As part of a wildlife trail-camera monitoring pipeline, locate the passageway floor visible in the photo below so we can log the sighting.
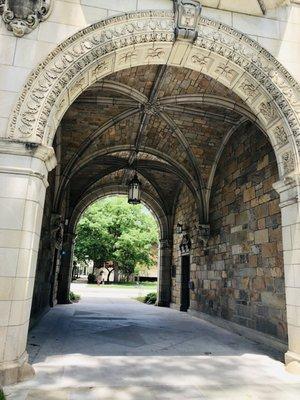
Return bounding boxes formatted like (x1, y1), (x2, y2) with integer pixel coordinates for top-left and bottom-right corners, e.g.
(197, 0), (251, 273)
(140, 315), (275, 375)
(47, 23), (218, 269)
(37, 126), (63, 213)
(4, 282), (300, 400)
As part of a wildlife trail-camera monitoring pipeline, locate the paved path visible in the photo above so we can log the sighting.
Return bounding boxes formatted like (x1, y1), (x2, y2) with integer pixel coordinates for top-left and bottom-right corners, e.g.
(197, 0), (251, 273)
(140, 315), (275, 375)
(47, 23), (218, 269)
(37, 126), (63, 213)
(4, 282), (300, 399)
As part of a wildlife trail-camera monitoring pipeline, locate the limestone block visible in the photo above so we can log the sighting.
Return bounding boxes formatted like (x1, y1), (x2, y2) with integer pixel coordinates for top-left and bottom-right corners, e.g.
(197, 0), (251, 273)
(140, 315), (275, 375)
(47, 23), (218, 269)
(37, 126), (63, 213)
(0, 35), (16, 65)
(81, 0), (137, 12)
(137, 0), (172, 10)
(0, 117), (7, 138)
(201, 7), (232, 25)
(232, 13), (280, 39)
(0, 91), (17, 119)
(14, 39), (56, 69)
(48, 1), (108, 26)
(11, 277), (34, 302)
(0, 65), (30, 92)
(0, 198), (25, 230)
(0, 277), (14, 301)
(286, 287), (300, 307)
(288, 325), (300, 353)
(0, 302), (10, 327)
(0, 248), (18, 277)
(38, 21), (79, 44)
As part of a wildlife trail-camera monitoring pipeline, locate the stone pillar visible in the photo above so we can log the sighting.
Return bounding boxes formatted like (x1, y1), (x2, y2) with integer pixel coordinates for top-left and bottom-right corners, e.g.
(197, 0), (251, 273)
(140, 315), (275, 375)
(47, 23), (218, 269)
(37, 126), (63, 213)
(57, 232), (76, 304)
(0, 141), (56, 385)
(274, 178), (300, 374)
(157, 238), (172, 307)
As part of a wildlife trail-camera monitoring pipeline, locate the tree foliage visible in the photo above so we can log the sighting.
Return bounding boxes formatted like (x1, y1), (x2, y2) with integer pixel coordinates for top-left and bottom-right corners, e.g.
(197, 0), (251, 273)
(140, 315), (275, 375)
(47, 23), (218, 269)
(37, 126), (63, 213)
(74, 196), (158, 279)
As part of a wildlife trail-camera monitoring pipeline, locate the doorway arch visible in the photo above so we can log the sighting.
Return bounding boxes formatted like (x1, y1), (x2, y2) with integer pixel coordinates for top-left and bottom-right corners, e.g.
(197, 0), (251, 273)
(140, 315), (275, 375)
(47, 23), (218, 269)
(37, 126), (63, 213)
(1, 9), (300, 384)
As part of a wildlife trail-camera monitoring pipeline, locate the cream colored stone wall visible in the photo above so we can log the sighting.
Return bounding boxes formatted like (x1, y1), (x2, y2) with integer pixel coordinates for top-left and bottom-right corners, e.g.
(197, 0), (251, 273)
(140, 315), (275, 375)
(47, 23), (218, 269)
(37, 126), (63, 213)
(0, 1), (300, 139)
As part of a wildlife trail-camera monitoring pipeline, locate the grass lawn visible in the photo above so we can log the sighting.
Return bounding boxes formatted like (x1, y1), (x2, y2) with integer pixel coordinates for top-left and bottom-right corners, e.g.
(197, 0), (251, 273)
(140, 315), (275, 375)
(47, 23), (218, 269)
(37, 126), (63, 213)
(90, 282), (157, 290)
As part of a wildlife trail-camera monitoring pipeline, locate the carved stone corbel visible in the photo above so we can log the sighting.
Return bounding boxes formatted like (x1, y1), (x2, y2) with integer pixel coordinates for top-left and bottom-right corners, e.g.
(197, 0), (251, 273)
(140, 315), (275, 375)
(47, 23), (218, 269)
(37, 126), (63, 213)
(197, 224), (210, 247)
(174, 0), (202, 43)
(0, 0), (52, 37)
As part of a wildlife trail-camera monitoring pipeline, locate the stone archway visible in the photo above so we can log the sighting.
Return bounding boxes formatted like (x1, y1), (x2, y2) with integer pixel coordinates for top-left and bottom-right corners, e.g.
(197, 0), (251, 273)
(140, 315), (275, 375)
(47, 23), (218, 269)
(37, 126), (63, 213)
(57, 184), (171, 309)
(6, 11), (300, 178)
(1, 8), (300, 384)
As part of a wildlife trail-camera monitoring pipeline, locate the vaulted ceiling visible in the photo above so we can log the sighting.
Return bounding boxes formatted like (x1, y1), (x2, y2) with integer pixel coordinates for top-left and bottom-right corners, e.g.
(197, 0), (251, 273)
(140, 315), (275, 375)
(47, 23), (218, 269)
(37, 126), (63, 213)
(57, 64), (259, 222)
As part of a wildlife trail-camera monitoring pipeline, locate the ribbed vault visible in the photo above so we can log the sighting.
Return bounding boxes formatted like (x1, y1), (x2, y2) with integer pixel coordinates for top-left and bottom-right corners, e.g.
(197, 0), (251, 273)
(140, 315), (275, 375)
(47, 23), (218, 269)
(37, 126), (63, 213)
(57, 64), (266, 223)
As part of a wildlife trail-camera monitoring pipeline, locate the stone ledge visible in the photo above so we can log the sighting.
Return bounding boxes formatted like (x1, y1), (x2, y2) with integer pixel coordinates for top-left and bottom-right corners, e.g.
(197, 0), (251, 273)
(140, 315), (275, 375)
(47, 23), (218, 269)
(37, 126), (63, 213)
(187, 309), (288, 354)
(0, 352), (35, 386)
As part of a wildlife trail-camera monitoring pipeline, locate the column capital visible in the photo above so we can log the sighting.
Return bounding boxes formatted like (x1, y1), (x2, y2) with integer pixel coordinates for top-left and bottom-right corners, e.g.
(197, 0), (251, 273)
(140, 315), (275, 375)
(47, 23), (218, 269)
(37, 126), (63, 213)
(0, 139), (57, 171)
(273, 175), (300, 208)
(0, 139), (57, 188)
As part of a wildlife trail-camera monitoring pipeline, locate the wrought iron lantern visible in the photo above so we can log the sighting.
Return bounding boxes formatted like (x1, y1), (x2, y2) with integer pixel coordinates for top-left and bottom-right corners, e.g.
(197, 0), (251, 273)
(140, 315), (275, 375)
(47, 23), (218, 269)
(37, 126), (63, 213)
(176, 223), (183, 234)
(128, 173), (141, 205)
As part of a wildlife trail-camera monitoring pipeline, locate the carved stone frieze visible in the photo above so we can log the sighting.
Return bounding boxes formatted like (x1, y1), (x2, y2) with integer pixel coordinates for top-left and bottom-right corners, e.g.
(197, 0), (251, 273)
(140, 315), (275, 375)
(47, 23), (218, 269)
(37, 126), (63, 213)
(238, 80), (260, 100)
(0, 0), (52, 37)
(5, 10), (300, 178)
(282, 151), (295, 175)
(274, 126), (288, 147)
(259, 101), (278, 124)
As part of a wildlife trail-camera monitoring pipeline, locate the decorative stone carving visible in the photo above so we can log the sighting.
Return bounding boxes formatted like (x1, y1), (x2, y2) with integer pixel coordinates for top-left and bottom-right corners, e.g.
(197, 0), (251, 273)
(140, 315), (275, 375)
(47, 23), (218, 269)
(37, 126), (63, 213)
(274, 126), (288, 147)
(259, 101), (278, 124)
(238, 81), (260, 100)
(5, 10), (300, 178)
(0, 0), (52, 37)
(174, 0), (202, 42)
(146, 47), (165, 61)
(282, 151), (295, 175)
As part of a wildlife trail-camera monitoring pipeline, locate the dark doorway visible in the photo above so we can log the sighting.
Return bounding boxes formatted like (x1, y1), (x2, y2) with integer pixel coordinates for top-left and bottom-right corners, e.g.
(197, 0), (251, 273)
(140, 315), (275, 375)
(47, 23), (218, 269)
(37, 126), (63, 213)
(180, 255), (190, 312)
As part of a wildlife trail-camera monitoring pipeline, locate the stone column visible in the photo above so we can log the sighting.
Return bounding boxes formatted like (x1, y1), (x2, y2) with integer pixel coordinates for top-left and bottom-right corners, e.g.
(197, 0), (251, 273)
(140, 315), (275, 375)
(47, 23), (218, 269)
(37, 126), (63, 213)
(57, 232), (76, 304)
(274, 178), (300, 374)
(157, 238), (172, 307)
(0, 141), (56, 385)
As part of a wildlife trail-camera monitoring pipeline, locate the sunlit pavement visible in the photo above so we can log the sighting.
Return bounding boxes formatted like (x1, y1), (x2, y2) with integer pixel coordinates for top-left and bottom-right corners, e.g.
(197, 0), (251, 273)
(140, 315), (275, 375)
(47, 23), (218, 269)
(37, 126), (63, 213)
(4, 282), (300, 400)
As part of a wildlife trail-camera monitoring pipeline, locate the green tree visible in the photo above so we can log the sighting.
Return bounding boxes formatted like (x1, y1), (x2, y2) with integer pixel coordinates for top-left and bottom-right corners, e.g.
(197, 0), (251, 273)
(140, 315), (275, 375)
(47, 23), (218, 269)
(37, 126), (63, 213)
(74, 196), (158, 281)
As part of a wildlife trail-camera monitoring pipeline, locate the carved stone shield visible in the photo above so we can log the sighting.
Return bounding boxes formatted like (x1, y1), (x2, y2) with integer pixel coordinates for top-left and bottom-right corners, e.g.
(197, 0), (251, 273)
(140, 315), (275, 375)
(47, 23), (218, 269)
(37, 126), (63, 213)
(0, 0), (52, 37)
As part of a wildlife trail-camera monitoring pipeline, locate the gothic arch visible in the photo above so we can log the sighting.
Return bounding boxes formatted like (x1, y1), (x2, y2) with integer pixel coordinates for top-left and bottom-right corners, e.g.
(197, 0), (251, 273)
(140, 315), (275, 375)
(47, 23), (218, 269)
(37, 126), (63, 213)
(68, 184), (170, 239)
(6, 10), (300, 180)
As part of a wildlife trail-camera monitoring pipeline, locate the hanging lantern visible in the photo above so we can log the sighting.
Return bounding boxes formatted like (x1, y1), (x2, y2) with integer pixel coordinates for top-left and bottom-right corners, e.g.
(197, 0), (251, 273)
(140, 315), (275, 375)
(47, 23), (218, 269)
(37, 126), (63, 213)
(128, 173), (141, 205)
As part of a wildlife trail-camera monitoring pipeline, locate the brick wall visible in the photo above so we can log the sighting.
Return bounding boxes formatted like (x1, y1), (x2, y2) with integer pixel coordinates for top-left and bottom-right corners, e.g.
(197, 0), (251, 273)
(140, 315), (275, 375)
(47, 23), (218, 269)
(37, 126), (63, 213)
(171, 126), (287, 341)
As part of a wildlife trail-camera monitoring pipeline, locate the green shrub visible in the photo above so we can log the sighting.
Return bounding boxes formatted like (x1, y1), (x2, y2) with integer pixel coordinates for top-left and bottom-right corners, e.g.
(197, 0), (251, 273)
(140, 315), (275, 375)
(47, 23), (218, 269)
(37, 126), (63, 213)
(69, 291), (81, 302)
(144, 292), (157, 304)
(87, 273), (96, 284)
(0, 389), (6, 400)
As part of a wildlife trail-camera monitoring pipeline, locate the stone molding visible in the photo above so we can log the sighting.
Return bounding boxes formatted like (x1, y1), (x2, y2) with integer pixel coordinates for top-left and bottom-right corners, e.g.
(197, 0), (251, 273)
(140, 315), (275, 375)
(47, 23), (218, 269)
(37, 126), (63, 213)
(68, 184), (170, 239)
(273, 176), (300, 207)
(0, 140), (56, 187)
(0, 0), (52, 37)
(4, 10), (300, 179)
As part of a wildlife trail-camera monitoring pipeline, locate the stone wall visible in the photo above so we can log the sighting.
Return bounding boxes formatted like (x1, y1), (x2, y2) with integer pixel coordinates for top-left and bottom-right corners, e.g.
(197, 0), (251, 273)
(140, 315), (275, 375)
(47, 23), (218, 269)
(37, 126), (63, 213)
(171, 125), (287, 341)
(30, 170), (57, 325)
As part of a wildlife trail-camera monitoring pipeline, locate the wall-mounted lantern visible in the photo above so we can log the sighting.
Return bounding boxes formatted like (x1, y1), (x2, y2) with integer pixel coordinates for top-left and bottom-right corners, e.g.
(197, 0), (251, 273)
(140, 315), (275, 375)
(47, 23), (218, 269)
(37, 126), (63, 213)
(176, 223), (189, 234)
(176, 223), (183, 234)
(128, 173), (141, 205)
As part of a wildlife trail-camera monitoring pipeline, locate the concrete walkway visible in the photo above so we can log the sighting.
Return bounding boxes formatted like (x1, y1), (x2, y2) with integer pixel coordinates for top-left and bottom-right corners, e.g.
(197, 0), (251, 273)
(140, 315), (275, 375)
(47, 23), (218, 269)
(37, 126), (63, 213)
(4, 282), (300, 400)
